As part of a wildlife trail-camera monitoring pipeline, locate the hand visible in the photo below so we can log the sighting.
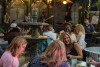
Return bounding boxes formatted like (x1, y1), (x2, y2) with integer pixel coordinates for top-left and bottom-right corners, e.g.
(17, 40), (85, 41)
(88, 60), (96, 65)
(67, 55), (73, 59)
(59, 30), (64, 35)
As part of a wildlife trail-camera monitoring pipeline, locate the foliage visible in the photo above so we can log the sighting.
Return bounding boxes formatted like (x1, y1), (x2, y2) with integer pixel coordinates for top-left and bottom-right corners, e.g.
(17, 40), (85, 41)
(95, 0), (100, 10)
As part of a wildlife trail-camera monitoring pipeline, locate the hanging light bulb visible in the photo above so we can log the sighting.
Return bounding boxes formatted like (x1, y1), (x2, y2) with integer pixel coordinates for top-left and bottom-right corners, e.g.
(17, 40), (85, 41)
(63, 0), (67, 4)
(47, 0), (52, 4)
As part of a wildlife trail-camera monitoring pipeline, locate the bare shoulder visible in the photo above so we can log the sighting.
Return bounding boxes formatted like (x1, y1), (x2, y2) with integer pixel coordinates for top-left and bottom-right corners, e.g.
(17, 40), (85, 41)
(74, 42), (80, 48)
(79, 32), (83, 36)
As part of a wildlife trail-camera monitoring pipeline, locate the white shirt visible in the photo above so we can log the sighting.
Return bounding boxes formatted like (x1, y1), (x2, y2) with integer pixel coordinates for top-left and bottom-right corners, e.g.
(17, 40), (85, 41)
(43, 31), (57, 40)
(78, 35), (87, 49)
(70, 33), (77, 43)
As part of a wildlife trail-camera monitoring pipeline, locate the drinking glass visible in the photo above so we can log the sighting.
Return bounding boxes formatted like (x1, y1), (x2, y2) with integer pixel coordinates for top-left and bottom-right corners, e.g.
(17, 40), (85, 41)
(86, 57), (92, 67)
(71, 59), (77, 67)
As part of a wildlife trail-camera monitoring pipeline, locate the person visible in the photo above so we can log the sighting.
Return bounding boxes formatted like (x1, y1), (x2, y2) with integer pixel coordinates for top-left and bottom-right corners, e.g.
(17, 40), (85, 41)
(65, 25), (77, 43)
(59, 32), (83, 59)
(39, 11), (47, 22)
(38, 25), (44, 35)
(91, 13), (99, 26)
(59, 25), (77, 43)
(83, 18), (95, 33)
(8, 22), (20, 33)
(43, 25), (57, 41)
(74, 24), (87, 49)
(88, 60), (100, 67)
(28, 40), (70, 67)
(91, 12), (99, 28)
(64, 12), (72, 24)
(4, 23), (23, 44)
(0, 36), (27, 67)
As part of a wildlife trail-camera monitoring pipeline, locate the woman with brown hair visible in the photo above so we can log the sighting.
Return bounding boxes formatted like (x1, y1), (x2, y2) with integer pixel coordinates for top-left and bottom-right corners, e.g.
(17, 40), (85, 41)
(28, 40), (70, 67)
(59, 32), (83, 59)
(0, 36), (27, 67)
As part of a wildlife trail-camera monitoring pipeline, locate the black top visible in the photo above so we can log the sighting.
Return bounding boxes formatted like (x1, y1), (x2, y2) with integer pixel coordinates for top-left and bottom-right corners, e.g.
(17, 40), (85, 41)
(68, 44), (78, 56)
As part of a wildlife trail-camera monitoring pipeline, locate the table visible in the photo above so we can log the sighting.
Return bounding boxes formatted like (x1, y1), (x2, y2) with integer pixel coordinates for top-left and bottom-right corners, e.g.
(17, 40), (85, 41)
(84, 47), (100, 62)
(76, 61), (95, 67)
(85, 32), (100, 40)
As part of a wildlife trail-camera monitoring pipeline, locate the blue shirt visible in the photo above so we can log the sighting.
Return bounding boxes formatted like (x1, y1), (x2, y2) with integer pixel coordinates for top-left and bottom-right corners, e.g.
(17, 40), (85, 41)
(83, 23), (94, 33)
(28, 55), (70, 67)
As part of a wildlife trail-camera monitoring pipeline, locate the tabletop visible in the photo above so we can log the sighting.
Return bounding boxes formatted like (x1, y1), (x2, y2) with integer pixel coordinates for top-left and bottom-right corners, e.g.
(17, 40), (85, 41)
(84, 47), (100, 61)
(84, 47), (100, 54)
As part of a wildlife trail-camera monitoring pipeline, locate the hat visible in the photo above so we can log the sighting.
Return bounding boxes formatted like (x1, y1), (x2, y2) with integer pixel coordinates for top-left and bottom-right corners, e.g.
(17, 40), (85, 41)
(10, 23), (17, 28)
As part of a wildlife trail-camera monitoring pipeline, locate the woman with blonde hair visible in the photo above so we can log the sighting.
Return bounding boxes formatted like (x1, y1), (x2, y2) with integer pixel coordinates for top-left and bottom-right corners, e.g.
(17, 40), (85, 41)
(59, 32), (83, 59)
(28, 40), (70, 67)
(59, 25), (77, 43)
(74, 24), (87, 49)
(0, 36), (27, 67)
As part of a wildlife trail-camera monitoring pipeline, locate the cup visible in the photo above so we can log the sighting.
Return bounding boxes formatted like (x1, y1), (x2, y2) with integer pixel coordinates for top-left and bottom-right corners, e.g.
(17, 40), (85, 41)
(71, 59), (77, 67)
(86, 57), (91, 67)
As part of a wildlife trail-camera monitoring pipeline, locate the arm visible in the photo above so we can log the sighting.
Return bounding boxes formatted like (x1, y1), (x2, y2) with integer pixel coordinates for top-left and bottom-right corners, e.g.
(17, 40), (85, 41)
(95, 62), (100, 67)
(0, 59), (3, 67)
(70, 43), (83, 59)
(88, 60), (100, 67)
(77, 34), (86, 49)
(90, 24), (95, 32)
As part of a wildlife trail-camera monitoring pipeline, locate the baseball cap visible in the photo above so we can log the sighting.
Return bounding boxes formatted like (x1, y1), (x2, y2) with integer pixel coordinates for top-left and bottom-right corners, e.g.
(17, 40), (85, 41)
(10, 23), (17, 28)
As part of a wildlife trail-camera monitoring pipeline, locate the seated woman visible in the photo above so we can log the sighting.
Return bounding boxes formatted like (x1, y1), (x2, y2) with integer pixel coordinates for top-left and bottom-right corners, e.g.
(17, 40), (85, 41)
(58, 24), (77, 43)
(59, 32), (83, 60)
(74, 24), (87, 49)
(28, 40), (70, 67)
(0, 36), (27, 67)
